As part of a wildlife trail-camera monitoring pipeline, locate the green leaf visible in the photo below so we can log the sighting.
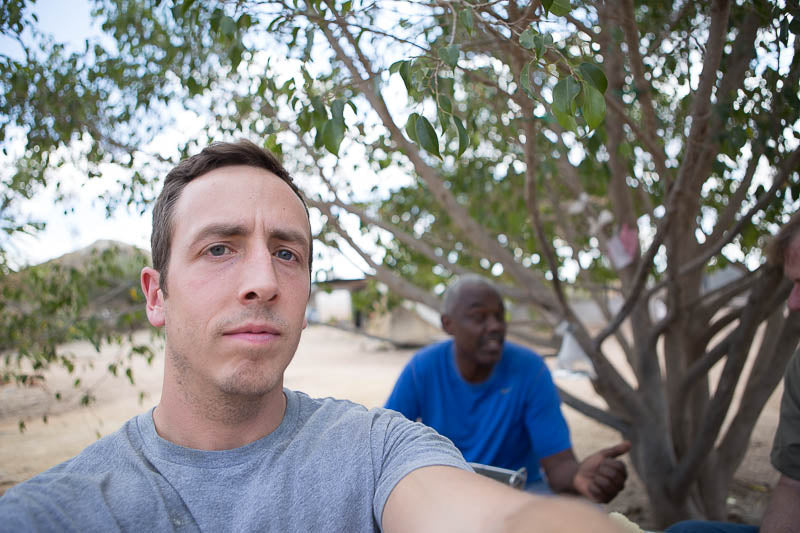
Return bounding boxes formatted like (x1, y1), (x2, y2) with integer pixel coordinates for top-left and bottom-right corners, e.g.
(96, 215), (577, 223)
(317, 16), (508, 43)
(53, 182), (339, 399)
(399, 61), (413, 93)
(186, 77), (201, 96)
(520, 27), (537, 49)
(314, 126), (325, 149)
(533, 35), (545, 58)
(331, 99), (346, 121)
(210, 9), (224, 32)
(438, 110), (450, 133)
(438, 94), (452, 115)
(520, 61), (535, 99)
(579, 62), (608, 93)
(552, 75), (580, 115)
(405, 113), (420, 142)
(415, 116), (441, 159)
(297, 111), (312, 133)
(310, 96), (327, 124)
(437, 76), (455, 97)
(438, 45), (459, 68)
(322, 117), (346, 155)
(266, 16), (285, 32)
(219, 15), (236, 37)
(553, 109), (578, 132)
(580, 84), (606, 130)
(458, 10), (474, 34)
(389, 60), (406, 74)
(179, 0), (196, 15)
(541, 0), (554, 13)
(454, 116), (468, 157)
(228, 41), (245, 70)
(237, 14), (252, 29)
(549, 0), (571, 17)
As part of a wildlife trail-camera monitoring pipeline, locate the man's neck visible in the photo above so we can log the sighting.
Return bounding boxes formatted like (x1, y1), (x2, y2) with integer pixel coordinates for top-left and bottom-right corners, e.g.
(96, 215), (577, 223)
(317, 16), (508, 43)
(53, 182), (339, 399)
(153, 370), (287, 450)
(454, 355), (495, 384)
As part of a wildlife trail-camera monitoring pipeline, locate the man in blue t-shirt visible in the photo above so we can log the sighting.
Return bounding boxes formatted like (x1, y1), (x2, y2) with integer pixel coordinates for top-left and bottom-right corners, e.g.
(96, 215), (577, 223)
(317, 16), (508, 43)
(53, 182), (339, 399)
(386, 275), (631, 502)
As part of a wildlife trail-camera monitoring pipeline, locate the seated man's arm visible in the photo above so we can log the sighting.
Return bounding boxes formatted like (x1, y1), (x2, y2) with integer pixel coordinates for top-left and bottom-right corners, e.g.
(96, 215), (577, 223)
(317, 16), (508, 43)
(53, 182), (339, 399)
(382, 465), (623, 533)
(539, 442), (631, 503)
(761, 474), (800, 533)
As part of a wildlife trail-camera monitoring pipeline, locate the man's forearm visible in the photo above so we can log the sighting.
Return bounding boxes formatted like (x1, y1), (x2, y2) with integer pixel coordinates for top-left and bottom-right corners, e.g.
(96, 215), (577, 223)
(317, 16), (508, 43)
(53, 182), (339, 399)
(383, 465), (623, 533)
(761, 474), (800, 533)
(539, 449), (581, 494)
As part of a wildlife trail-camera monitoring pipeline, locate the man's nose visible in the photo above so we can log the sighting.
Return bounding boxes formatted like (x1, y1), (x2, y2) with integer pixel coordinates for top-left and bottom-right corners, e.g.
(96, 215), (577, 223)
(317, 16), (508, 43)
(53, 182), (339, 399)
(239, 247), (279, 303)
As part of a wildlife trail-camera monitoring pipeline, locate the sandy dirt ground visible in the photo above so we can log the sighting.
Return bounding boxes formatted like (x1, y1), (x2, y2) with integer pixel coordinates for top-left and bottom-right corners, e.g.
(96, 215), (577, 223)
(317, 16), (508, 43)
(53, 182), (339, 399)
(0, 325), (781, 528)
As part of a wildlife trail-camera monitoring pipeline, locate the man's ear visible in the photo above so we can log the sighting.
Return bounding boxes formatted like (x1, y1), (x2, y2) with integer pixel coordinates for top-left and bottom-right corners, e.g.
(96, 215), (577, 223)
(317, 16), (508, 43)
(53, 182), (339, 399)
(141, 267), (165, 327)
(441, 314), (454, 335)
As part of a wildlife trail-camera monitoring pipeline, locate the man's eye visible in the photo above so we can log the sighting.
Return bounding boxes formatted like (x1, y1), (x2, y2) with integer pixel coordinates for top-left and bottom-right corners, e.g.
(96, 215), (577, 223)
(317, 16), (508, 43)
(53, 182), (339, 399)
(208, 245), (228, 256)
(276, 249), (296, 261)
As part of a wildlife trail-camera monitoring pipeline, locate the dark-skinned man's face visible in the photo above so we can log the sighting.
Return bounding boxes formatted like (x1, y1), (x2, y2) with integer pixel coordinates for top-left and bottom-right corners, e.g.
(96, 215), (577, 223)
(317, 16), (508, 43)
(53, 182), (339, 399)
(442, 283), (507, 368)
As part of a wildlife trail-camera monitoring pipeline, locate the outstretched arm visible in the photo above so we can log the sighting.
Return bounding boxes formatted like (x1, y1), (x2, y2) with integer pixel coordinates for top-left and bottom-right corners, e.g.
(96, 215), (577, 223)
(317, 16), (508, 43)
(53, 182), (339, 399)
(382, 465), (623, 533)
(540, 441), (631, 503)
(761, 474), (800, 533)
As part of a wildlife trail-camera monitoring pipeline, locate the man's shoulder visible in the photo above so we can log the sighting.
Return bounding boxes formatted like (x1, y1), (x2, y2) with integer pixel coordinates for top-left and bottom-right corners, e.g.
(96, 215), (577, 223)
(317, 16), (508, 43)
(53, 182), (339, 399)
(36, 415), (142, 476)
(288, 389), (408, 430)
(0, 414), (150, 531)
(412, 339), (452, 363)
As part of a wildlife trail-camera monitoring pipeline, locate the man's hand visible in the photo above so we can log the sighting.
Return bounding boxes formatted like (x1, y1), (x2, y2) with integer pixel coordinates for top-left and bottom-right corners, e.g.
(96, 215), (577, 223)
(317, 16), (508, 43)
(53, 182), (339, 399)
(572, 441), (631, 503)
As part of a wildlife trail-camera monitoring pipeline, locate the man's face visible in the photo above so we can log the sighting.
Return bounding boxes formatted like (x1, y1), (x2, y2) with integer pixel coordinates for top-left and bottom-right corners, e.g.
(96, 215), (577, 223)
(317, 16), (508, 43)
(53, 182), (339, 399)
(785, 235), (800, 312)
(442, 283), (507, 368)
(141, 165), (311, 398)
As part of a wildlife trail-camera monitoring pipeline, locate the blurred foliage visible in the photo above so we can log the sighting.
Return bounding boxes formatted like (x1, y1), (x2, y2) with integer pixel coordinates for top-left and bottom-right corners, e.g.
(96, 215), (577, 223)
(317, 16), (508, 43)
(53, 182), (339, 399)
(0, 242), (153, 404)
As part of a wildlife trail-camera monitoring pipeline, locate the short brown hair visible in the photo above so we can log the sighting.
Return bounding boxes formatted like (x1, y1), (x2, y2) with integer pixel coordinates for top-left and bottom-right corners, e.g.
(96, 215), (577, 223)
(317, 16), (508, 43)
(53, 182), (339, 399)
(151, 140), (312, 295)
(766, 211), (800, 266)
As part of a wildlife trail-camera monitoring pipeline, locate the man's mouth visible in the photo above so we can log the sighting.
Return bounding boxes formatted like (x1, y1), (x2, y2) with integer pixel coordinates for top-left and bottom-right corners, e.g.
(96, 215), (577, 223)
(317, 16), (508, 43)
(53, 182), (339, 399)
(223, 323), (281, 343)
(481, 336), (504, 351)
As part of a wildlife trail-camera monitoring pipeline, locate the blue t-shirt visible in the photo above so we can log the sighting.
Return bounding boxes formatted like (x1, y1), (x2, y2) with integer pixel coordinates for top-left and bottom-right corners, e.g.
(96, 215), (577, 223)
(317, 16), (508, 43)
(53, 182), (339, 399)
(385, 340), (570, 485)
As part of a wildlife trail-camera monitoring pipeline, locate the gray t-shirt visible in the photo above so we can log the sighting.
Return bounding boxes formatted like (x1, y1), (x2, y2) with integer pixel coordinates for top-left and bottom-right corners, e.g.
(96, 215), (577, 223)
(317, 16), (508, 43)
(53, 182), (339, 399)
(0, 389), (469, 532)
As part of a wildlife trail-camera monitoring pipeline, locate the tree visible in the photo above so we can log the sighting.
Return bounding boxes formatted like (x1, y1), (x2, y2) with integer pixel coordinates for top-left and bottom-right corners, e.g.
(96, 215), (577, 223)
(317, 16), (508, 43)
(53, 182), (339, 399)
(2, 0), (799, 525)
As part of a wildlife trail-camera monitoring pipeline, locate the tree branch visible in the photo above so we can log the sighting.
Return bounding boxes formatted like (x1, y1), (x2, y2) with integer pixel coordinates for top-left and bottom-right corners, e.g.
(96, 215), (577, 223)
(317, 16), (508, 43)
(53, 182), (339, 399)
(557, 386), (632, 435)
(672, 0), (732, 197)
(522, 119), (572, 319)
(669, 264), (786, 494)
(716, 308), (800, 481)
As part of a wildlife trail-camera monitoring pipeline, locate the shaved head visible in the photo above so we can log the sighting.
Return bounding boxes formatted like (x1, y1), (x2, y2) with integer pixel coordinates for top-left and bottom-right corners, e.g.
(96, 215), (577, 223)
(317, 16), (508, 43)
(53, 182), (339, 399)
(441, 275), (499, 316)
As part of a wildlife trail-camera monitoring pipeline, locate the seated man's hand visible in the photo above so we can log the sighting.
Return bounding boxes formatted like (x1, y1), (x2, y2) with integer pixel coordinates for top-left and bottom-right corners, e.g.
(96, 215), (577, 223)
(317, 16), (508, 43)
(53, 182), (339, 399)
(572, 441), (631, 503)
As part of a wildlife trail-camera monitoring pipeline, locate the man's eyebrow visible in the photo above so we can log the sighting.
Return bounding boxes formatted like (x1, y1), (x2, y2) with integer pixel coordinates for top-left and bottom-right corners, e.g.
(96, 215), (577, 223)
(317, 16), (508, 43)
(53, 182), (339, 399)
(271, 228), (311, 252)
(188, 223), (310, 253)
(189, 223), (250, 246)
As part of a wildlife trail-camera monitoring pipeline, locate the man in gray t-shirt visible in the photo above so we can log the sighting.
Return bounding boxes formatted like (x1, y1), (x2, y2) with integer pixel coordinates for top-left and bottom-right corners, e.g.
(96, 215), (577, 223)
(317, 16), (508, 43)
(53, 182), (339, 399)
(0, 141), (621, 533)
(1, 390), (465, 531)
